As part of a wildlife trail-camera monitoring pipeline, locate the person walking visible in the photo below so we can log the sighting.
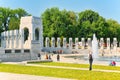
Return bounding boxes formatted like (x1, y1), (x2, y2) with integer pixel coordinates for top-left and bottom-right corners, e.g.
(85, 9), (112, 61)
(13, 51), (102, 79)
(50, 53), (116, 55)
(45, 54), (48, 60)
(38, 53), (41, 60)
(57, 54), (60, 61)
(48, 55), (51, 60)
(89, 51), (93, 71)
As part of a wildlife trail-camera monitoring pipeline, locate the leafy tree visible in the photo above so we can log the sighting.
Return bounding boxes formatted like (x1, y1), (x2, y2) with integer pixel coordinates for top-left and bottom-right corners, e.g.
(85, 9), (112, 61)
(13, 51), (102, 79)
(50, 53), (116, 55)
(0, 7), (11, 31)
(42, 7), (77, 39)
(9, 17), (19, 30)
(106, 19), (120, 41)
(9, 8), (30, 30)
(0, 7), (30, 31)
(77, 10), (107, 40)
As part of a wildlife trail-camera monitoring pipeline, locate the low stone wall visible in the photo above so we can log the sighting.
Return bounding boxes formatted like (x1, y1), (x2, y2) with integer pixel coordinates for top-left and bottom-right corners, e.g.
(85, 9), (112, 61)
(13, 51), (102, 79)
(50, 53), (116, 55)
(0, 53), (37, 62)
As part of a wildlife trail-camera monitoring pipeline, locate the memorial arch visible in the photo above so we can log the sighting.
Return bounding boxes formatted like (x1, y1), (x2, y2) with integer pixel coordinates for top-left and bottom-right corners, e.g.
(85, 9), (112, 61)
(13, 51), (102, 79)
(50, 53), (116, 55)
(0, 16), (43, 61)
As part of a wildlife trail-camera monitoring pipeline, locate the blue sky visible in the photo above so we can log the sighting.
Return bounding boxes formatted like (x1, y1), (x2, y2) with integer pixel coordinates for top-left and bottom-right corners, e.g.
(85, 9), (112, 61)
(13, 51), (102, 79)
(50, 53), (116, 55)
(0, 0), (120, 23)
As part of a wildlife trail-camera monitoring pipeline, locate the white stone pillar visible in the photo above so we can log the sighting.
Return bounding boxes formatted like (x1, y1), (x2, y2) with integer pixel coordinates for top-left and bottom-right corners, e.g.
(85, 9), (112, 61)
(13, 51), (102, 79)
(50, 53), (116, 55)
(15, 30), (19, 48)
(46, 37), (49, 47)
(4, 31), (7, 48)
(1, 32), (4, 47)
(51, 37), (55, 47)
(113, 38), (117, 55)
(21, 29), (24, 53)
(100, 38), (104, 49)
(11, 30), (15, 53)
(107, 38), (110, 49)
(14, 30), (16, 48)
(5, 31), (8, 48)
(113, 38), (117, 46)
(9, 31), (12, 49)
(3, 32), (5, 48)
(18, 30), (21, 49)
(57, 37), (61, 48)
(75, 38), (78, 49)
(81, 38), (85, 49)
(88, 38), (92, 49)
(7, 31), (10, 48)
(12, 30), (14, 48)
(6, 31), (8, 48)
(63, 38), (66, 48)
(69, 38), (72, 49)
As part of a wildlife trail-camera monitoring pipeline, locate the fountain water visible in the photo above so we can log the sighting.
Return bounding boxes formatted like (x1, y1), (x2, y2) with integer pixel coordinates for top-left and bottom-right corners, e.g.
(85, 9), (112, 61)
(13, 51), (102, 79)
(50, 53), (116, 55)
(92, 34), (99, 58)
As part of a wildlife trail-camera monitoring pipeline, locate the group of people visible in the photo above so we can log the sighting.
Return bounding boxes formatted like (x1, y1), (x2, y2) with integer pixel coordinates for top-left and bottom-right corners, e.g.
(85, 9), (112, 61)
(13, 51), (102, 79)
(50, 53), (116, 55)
(37, 53), (60, 61)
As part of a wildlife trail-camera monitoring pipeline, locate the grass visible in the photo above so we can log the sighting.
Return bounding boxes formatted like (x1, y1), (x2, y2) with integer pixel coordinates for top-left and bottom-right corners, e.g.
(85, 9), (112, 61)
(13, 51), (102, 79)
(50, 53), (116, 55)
(29, 62), (120, 71)
(0, 63), (120, 80)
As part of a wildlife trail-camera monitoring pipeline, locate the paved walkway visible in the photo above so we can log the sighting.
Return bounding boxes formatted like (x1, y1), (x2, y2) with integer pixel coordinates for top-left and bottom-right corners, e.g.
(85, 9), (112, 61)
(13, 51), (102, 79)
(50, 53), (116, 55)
(0, 72), (71, 80)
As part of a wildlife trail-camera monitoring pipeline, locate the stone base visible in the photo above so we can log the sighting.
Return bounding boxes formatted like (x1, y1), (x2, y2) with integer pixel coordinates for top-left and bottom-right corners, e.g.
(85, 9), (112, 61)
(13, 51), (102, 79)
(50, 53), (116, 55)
(0, 53), (36, 62)
(0, 47), (5, 54)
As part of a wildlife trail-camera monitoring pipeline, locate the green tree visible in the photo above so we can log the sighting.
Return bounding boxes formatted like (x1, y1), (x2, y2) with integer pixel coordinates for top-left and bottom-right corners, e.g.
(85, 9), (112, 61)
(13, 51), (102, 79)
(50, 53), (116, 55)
(42, 7), (77, 39)
(106, 19), (120, 41)
(9, 8), (30, 30)
(78, 10), (107, 39)
(0, 7), (30, 31)
(9, 17), (19, 30)
(42, 7), (120, 42)
(0, 7), (11, 31)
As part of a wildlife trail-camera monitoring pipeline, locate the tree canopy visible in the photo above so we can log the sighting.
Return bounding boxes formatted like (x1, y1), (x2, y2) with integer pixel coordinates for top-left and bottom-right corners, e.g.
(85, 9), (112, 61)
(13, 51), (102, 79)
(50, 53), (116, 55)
(0, 7), (30, 32)
(42, 7), (120, 42)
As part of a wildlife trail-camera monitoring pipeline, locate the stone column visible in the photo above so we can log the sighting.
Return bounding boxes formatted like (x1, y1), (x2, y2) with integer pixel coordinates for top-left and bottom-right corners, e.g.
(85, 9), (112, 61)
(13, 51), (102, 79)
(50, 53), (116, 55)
(81, 38), (85, 49)
(100, 38), (104, 49)
(15, 30), (19, 48)
(18, 30), (22, 49)
(107, 38), (110, 49)
(51, 37), (55, 47)
(1, 32), (4, 47)
(21, 29), (24, 53)
(9, 31), (12, 49)
(13, 30), (16, 49)
(4, 31), (7, 48)
(7, 31), (10, 48)
(113, 38), (117, 55)
(69, 38), (72, 49)
(63, 38), (66, 48)
(6, 31), (8, 48)
(88, 38), (92, 49)
(46, 37), (49, 47)
(14, 30), (16, 48)
(75, 38), (78, 49)
(57, 37), (61, 48)
(113, 38), (117, 46)
(11, 30), (15, 53)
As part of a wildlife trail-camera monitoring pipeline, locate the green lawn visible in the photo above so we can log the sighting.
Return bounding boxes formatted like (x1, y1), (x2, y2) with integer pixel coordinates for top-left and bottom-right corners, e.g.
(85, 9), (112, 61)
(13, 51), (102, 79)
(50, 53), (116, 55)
(0, 63), (120, 80)
(29, 62), (120, 71)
